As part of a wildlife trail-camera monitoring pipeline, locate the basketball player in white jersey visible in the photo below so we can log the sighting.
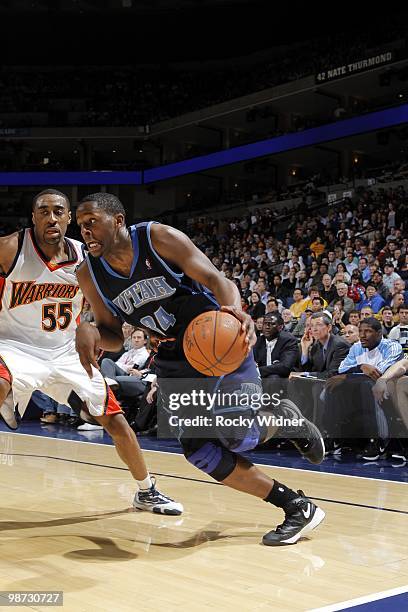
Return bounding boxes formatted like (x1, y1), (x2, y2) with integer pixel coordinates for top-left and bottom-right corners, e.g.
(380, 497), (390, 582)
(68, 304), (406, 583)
(0, 189), (182, 515)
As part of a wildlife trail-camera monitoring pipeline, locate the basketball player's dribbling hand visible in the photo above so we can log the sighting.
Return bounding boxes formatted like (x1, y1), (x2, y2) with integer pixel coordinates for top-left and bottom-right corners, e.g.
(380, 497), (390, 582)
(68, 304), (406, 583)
(75, 322), (101, 377)
(220, 305), (256, 354)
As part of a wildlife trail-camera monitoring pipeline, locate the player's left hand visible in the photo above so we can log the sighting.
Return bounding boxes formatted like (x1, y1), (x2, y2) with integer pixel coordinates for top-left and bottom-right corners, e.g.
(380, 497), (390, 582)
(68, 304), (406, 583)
(221, 305), (256, 354)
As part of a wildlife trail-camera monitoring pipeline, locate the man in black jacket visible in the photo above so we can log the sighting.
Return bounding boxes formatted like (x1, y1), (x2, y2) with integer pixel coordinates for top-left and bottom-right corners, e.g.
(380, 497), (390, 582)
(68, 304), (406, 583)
(296, 312), (350, 378)
(288, 312), (350, 421)
(254, 312), (299, 378)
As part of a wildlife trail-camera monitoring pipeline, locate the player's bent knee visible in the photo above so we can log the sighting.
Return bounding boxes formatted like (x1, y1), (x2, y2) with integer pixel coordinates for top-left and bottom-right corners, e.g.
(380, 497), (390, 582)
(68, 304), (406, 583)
(97, 413), (133, 440)
(185, 442), (237, 481)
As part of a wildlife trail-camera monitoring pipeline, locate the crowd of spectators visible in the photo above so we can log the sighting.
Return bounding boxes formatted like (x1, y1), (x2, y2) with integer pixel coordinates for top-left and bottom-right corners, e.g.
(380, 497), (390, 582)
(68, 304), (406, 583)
(181, 183), (408, 464)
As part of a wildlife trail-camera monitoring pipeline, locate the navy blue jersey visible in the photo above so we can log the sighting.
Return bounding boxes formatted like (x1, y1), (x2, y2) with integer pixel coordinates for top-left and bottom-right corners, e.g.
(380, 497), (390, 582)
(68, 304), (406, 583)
(85, 221), (219, 345)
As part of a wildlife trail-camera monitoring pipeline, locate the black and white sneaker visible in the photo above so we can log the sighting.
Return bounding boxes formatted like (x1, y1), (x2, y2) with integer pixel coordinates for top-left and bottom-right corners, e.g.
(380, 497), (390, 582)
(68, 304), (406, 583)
(0, 396), (20, 431)
(360, 439), (387, 461)
(275, 399), (325, 464)
(263, 490), (325, 546)
(133, 478), (183, 515)
(324, 439), (342, 456)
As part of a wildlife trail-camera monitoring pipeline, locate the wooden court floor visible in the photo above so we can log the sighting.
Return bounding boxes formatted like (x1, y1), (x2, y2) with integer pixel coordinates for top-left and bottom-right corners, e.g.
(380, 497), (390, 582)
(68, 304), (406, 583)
(0, 432), (407, 612)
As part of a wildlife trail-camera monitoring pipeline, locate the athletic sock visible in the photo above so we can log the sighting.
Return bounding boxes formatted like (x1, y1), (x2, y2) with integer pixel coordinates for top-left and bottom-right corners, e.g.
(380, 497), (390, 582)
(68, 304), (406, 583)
(263, 480), (299, 509)
(136, 475), (153, 491)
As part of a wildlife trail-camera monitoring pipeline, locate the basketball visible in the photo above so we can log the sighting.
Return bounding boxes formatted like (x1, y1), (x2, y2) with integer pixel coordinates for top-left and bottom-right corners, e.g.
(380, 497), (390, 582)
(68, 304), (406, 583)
(183, 310), (247, 376)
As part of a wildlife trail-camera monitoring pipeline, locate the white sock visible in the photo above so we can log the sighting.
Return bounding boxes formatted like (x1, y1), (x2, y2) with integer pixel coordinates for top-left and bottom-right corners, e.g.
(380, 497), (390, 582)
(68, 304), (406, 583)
(136, 475), (153, 491)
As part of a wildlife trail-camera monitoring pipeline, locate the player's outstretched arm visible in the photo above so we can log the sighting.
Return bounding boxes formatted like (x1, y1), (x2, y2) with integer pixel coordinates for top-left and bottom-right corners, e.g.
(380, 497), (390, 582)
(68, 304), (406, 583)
(150, 223), (256, 349)
(75, 261), (124, 377)
(0, 232), (20, 275)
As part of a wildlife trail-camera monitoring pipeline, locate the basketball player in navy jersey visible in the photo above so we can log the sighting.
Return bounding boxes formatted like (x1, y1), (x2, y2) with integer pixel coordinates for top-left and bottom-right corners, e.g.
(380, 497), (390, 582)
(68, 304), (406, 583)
(0, 189), (182, 515)
(75, 192), (326, 546)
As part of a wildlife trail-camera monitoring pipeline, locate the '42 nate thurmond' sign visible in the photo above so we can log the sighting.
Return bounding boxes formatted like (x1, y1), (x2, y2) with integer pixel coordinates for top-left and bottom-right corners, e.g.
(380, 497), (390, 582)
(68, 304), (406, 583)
(315, 51), (393, 83)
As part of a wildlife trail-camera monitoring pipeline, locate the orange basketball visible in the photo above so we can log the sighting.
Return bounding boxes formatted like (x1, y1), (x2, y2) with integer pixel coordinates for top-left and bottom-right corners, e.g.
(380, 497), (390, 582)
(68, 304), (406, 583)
(183, 310), (247, 376)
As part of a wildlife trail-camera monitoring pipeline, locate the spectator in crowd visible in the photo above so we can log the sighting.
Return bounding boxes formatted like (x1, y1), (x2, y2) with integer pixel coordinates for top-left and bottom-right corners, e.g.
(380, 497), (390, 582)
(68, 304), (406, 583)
(348, 272), (366, 304)
(301, 286), (327, 312)
(372, 271), (390, 302)
(358, 257), (371, 283)
(255, 316), (265, 337)
(100, 329), (150, 399)
(331, 299), (348, 333)
(248, 291), (265, 319)
(358, 283), (386, 314)
(390, 292), (405, 318)
(253, 313), (299, 378)
(292, 306), (313, 338)
(391, 278), (408, 304)
(348, 309), (361, 326)
(329, 283), (354, 314)
(383, 262), (402, 293)
(325, 317), (403, 460)
(281, 308), (297, 333)
(295, 312), (350, 380)
(320, 273), (336, 304)
(380, 306), (395, 337)
(342, 324), (360, 345)
(360, 305), (375, 319)
(388, 304), (408, 356)
(265, 297), (281, 314)
(289, 288), (305, 318)
(289, 312), (349, 424)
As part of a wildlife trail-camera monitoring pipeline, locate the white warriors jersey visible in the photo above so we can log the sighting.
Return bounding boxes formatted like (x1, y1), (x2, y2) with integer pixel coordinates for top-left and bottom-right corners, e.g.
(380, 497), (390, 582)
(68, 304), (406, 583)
(0, 228), (84, 360)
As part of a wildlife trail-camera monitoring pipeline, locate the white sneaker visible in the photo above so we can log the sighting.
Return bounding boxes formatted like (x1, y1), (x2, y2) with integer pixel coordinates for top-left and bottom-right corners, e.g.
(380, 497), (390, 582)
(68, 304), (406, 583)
(0, 396), (20, 430)
(77, 423), (103, 431)
(133, 477), (183, 515)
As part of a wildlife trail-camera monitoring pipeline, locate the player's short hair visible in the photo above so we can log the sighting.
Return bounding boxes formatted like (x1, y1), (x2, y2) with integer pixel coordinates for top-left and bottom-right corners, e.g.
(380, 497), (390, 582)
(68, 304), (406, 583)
(33, 189), (70, 210)
(360, 317), (382, 332)
(79, 192), (126, 217)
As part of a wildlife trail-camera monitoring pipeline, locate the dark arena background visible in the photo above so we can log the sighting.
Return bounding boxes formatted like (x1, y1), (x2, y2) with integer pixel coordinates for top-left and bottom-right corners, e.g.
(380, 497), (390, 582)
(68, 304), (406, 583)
(0, 2), (408, 611)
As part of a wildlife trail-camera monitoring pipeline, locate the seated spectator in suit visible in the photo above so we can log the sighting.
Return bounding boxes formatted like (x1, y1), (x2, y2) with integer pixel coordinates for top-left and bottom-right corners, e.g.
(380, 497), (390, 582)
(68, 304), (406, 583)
(324, 317), (403, 459)
(358, 283), (386, 314)
(288, 312), (349, 423)
(294, 312), (350, 380)
(253, 312), (299, 378)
